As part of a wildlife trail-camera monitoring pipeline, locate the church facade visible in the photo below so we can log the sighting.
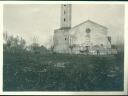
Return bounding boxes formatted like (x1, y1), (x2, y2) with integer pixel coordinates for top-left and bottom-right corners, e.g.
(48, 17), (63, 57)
(53, 4), (112, 55)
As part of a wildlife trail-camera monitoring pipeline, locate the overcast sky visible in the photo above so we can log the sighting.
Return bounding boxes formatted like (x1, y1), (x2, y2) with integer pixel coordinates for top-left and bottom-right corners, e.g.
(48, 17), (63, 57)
(4, 4), (124, 47)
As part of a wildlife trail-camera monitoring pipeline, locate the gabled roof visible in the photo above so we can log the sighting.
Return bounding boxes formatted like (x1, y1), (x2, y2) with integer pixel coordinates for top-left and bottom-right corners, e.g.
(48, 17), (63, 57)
(72, 20), (108, 29)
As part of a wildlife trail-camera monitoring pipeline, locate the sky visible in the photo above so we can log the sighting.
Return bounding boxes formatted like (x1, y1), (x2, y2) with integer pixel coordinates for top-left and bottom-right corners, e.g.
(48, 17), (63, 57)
(4, 4), (124, 48)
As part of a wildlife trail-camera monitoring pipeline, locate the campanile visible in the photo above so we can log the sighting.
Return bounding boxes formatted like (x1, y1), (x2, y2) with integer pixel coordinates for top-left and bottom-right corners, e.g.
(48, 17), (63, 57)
(60, 4), (72, 29)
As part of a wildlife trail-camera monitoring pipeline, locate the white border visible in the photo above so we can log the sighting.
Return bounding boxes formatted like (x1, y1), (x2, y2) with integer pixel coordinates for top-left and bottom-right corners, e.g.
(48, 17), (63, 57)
(0, 2), (3, 95)
(0, 1), (128, 95)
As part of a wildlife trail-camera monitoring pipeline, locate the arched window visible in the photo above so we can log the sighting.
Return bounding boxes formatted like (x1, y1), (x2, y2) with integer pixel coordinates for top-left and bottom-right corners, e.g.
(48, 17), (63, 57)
(65, 38), (66, 40)
(64, 11), (65, 14)
(64, 18), (66, 22)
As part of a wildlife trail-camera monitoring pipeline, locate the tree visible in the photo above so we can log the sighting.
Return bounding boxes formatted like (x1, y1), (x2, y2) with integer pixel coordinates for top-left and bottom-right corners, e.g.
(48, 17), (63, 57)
(3, 32), (26, 53)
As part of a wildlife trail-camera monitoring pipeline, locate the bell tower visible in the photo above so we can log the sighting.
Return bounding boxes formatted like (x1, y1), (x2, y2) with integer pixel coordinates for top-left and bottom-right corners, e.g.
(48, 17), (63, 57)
(60, 4), (72, 29)
(53, 4), (72, 53)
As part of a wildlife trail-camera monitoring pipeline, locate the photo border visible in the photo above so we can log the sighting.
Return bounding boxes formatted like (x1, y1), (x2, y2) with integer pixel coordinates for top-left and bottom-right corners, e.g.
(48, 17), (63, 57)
(0, 1), (128, 95)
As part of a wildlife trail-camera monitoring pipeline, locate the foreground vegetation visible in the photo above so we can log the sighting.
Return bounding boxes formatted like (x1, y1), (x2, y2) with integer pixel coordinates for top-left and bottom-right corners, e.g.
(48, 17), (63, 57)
(3, 51), (124, 91)
(3, 34), (124, 91)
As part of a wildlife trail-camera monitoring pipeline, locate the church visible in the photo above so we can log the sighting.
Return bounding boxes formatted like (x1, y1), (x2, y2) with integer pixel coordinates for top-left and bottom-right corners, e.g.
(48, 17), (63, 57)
(53, 4), (112, 55)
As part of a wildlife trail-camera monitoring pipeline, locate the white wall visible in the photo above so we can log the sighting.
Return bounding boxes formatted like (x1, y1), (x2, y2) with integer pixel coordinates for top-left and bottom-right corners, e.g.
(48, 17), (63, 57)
(69, 20), (111, 48)
(53, 29), (70, 53)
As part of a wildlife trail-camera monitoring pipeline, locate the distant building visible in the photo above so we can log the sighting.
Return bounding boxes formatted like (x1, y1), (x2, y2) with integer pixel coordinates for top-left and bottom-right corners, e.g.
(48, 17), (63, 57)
(53, 4), (113, 55)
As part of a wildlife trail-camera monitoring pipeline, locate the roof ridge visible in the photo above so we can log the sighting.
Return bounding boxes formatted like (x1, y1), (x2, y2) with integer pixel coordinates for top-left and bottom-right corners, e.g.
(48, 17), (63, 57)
(72, 19), (107, 29)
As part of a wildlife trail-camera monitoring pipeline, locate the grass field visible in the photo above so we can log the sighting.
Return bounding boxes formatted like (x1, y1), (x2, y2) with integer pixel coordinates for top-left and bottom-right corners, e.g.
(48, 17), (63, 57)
(3, 51), (124, 91)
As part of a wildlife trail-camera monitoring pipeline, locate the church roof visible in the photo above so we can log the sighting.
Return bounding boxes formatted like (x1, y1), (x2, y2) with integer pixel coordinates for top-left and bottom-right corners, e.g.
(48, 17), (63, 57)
(72, 20), (108, 29)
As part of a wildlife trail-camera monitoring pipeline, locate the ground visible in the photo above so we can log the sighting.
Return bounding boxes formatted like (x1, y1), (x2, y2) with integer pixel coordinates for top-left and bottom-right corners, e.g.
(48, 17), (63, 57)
(3, 51), (124, 91)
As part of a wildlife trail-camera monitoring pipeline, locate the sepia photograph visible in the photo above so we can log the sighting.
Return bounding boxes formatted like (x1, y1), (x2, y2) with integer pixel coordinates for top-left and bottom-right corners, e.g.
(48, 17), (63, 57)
(3, 3), (125, 93)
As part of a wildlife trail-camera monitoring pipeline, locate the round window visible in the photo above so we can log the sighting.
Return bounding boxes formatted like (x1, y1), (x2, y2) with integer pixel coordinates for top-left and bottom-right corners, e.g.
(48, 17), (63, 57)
(86, 28), (91, 33)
